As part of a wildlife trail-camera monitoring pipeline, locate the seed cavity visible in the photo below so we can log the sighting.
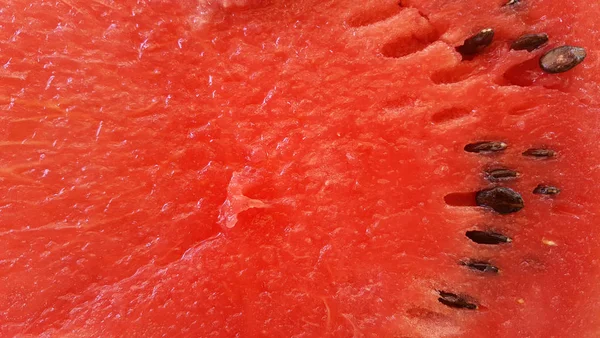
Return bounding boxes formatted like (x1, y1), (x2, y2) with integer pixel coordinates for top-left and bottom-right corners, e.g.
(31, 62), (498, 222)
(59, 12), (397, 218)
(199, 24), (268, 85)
(464, 141), (507, 154)
(533, 184), (560, 195)
(540, 46), (586, 73)
(476, 187), (524, 214)
(485, 168), (519, 182)
(465, 230), (512, 245)
(522, 148), (555, 159)
(437, 291), (477, 310)
(460, 260), (499, 274)
(444, 192), (478, 207)
(456, 28), (494, 57)
(510, 33), (549, 52)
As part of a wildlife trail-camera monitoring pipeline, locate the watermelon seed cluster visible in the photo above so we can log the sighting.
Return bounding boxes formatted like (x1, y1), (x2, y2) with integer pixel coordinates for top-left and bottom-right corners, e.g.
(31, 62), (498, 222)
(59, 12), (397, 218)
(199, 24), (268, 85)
(431, 0), (580, 313)
(454, 14), (585, 74)
(450, 144), (559, 309)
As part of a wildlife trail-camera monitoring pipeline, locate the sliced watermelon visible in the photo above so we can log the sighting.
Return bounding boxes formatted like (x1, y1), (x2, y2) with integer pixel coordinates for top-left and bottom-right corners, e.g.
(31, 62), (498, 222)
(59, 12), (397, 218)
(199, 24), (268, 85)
(2, 0), (600, 336)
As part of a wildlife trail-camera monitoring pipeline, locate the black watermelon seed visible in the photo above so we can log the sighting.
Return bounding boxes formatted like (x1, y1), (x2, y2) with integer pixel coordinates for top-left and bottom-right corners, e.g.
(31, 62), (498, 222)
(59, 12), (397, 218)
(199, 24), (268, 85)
(510, 33), (549, 52)
(438, 291), (477, 310)
(485, 168), (519, 182)
(456, 28), (495, 57)
(476, 187), (524, 214)
(533, 184), (560, 195)
(522, 148), (555, 159)
(461, 260), (499, 274)
(464, 141), (507, 154)
(540, 46), (586, 73)
(465, 230), (512, 245)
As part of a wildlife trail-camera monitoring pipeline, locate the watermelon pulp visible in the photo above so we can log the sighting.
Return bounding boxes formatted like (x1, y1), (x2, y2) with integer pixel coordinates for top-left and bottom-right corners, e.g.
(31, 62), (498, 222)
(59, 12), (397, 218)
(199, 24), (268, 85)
(2, 0), (600, 336)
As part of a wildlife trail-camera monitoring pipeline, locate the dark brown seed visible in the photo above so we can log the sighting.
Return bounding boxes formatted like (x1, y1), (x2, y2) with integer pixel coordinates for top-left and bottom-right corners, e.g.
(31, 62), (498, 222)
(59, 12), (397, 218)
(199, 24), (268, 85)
(438, 291), (477, 310)
(522, 148), (555, 159)
(510, 33), (549, 52)
(461, 260), (499, 274)
(540, 46), (586, 73)
(476, 187), (524, 214)
(465, 230), (512, 245)
(533, 184), (560, 195)
(464, 141), (507, 154)
(456, 28), (495, 56)
(485, 168), (519, 182)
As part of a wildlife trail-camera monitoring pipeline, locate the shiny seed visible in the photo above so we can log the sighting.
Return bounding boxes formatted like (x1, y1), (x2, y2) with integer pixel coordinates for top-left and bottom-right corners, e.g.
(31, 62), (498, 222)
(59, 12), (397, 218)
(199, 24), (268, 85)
(461, 260), (499, 274)
(465, 230), (512, 245)
(464, 141), (507, 154)
(533, 184), (560, 195)
(457, 28), (495, 56)
(485, 168), (519, 182)
(510, 33), (549, 52)
(476, 187), (524, 214)
(540, 46), (586, 73)
(504, 0), (520, 6)
(438, 291), (477, 310)
(522, 148), (555, 158)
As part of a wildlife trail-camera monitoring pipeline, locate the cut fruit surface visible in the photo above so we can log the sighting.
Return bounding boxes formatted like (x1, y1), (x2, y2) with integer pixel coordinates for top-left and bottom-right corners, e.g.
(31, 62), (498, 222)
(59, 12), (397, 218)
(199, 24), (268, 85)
(2, 0), (600, 337)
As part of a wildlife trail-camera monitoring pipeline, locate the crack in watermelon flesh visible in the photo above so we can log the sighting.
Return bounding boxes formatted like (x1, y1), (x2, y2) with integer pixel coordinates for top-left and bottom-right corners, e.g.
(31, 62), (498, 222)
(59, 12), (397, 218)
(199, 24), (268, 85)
(1, 0), (600, 337)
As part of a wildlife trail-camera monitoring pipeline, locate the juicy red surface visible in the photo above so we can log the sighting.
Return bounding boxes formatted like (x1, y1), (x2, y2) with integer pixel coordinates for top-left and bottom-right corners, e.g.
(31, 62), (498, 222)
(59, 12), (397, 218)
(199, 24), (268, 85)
(1, 0), (600, 337)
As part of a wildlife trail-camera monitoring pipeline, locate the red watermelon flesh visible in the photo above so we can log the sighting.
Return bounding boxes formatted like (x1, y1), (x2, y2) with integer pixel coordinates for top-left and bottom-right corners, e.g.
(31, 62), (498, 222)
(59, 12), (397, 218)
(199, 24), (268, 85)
(2, 0), (600, 336)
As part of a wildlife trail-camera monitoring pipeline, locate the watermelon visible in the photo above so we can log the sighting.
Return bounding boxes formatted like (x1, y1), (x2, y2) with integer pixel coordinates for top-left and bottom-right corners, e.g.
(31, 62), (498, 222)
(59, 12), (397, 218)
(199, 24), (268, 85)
(2, 0), (600, 336)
